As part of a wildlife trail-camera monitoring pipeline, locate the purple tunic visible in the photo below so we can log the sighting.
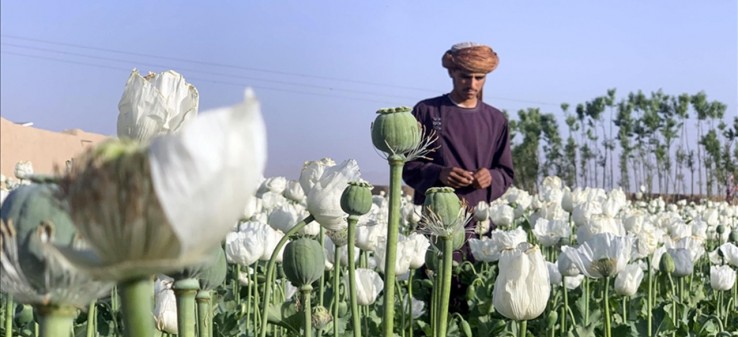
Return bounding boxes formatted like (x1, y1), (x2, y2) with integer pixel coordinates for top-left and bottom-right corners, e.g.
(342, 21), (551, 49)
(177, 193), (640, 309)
(403, 94), (514, 208)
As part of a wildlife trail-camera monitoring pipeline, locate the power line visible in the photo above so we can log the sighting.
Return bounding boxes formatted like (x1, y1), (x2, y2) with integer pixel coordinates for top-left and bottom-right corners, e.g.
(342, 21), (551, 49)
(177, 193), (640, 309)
(1, 34), (562, 107)
(0, 50), (403, 105)
(1, 42), (424, 101)
(2, 34), (434, 92)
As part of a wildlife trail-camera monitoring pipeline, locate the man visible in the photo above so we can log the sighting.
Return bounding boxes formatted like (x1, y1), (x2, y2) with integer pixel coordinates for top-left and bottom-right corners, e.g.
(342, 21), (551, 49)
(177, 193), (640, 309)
(403, 42), (514, 215)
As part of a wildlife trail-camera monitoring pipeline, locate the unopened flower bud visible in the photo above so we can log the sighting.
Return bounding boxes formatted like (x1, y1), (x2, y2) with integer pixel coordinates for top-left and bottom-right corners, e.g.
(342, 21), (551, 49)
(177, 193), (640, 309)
(659, 252), (675, 274)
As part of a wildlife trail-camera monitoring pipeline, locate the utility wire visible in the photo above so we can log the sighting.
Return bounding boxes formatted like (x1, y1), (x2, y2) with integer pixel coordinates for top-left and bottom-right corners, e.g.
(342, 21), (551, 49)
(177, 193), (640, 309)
(1, 42), (426, 101)
(1, 34), (561, 107)
(0, 50), (403, 105)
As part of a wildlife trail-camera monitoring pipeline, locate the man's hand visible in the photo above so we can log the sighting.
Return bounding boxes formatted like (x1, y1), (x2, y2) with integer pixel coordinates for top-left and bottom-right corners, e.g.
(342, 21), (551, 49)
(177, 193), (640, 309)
(439, 167), (474, 189)
(472, 168), (492, 189)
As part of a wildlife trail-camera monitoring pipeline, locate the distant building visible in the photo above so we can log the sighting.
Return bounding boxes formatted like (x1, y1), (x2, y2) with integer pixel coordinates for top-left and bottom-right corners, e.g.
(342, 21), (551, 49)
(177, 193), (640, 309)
(0, 117), (109, 178)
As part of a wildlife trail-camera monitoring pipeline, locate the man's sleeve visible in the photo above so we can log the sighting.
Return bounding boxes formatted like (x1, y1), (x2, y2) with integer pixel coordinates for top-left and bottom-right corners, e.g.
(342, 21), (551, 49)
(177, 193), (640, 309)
(489, 120), (515, 201)
(403, 159), (443, 195)
(402, 104), (444, 195)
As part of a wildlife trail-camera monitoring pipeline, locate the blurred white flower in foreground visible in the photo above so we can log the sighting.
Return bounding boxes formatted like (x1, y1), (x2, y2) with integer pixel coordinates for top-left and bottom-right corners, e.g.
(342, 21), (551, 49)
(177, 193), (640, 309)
(117, 69), (199, 142)
(57, 89), (266, 280)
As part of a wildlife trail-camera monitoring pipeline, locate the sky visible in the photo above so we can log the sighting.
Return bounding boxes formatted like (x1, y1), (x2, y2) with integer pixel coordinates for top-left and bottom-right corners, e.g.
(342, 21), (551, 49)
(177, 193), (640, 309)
(1, 1), (736, 186)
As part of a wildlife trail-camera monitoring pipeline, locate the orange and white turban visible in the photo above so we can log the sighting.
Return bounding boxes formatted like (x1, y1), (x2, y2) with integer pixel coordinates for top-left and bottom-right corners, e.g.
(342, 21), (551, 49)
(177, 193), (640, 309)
(442, 42), (499, 74)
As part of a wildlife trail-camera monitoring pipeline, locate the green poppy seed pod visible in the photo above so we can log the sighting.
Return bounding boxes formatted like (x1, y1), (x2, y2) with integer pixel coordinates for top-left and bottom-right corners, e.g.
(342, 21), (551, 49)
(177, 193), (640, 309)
(371, 106), (421, 155)
(340, 181), (373, 216)
(282, 238), (325, 287)
(14, 304), (34, 327)
(0, 184), (77, 288)
(450, 225), (466, 250)
(659, 252), (675, 274)
(716, 225), (725, 235)
(730, 228), (738, 243)
(311, 305), (333, 330)
(546, 310), (559, 329)
(423, 187), (462, 227)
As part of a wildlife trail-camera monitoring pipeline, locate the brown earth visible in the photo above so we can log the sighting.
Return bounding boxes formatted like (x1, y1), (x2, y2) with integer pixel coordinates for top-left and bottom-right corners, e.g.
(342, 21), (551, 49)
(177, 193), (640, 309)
(0, 117), (109, 179)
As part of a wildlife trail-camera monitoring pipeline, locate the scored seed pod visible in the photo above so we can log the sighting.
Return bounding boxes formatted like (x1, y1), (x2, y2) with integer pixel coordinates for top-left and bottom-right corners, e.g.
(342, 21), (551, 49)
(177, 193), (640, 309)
(340, 181), (373, 216)
(282, 238), (325, 287)
(371, 106), (421, 155)
(423, 187), (462, 228)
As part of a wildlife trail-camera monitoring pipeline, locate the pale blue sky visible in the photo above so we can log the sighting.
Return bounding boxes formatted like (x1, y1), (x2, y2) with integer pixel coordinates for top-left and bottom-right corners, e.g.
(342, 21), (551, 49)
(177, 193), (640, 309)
(1, 1), (736, 185)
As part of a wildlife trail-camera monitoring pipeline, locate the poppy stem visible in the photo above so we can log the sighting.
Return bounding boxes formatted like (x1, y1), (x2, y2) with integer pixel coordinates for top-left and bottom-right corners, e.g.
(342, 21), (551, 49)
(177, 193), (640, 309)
(436, 235), (454, 337)
(302, 285), (313, 337)
(347, 215), (362, 337)
(119, 277), (155, 337)
(173, 278), (199, 337)
(259, 215), (314, 337)
(381, 155), (406, 337)
(196, 290), (212, 337)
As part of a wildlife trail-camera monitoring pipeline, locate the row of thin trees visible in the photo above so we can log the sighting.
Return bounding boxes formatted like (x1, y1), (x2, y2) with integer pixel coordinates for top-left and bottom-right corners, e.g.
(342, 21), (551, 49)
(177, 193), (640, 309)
(507, 89), (737, 198)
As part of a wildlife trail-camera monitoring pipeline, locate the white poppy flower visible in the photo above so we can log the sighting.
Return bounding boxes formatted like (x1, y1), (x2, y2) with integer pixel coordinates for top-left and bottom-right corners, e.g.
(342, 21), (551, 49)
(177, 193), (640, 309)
(374, 235), (415, 275)
(117, 69), (199, 142)
(347, 268), (384, 305)
(488, 202), (514, 228)
(533, 218), (570, 247)
(305, 159), (361, 231)
(546, 261), (562, 285)
(500, 187), (532, 219)
(242, 222), (286, 263)
(539, 176), (565, 204)
(717, 243), (738, 267)
(267, 203), (303, 233)
(493, 243), (551, 321)
(153, 277), (178, 334)
(325, 235), (359, 266)
(469, 227), (527, 262)
(710, 265), (736, 291)
(577, 214), (625, 244)
(299, 158), (336, 193)
(614, 263), (644, 297)
(356, 221), (386, 252)
(224, 231), (262, 267)
(14, 161), (33, 180)
(556, 251), (581, 277)
(665, 236), (705, 263)
(562, 232), (632, 279)
(473, 201), (490, 222)
(564, 274), (585, 290)
(283, 179), (306, 204)
(257, 176), (288, 196)
(406, 233), (430, 269)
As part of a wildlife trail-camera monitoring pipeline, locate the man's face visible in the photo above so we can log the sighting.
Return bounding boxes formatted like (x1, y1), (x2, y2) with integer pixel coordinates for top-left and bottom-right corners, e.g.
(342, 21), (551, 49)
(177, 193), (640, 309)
(450, 70), (486, 101)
